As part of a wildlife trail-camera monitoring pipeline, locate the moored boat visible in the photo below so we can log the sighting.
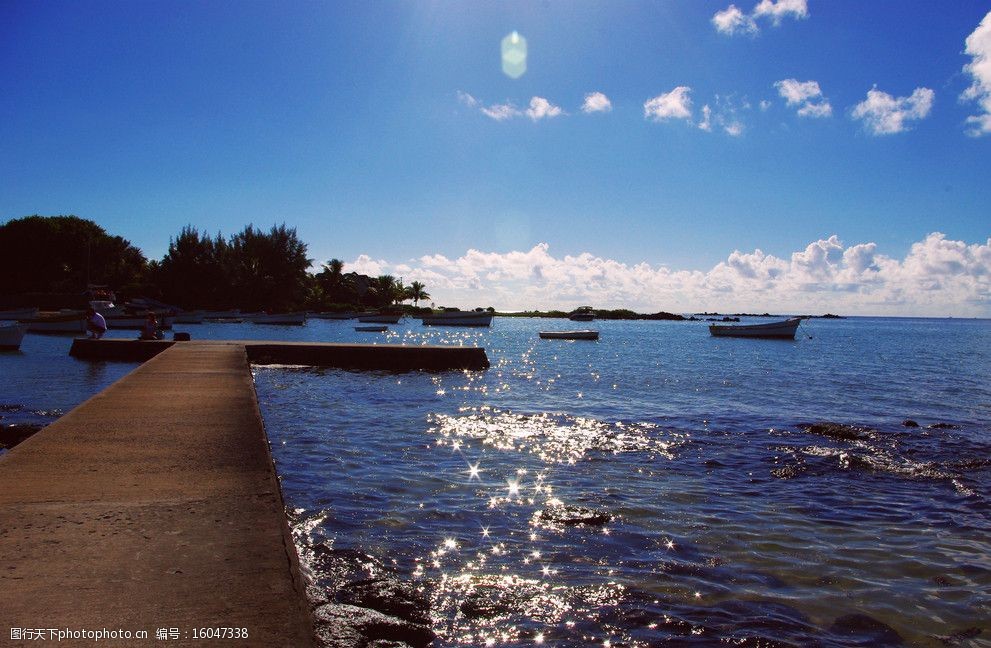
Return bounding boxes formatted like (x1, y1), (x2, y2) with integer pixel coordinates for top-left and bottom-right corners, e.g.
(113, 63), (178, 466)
(708, 317), (801, 340)
(309, 312), (361, 320)
(21, 312), (86, 334)
(568, 307), (595, 322)
(0, 321), (29, 350)
(421, 311), (493, 327)
(106, 315), (175, 330)
(249, 312), (307, 325)
(539, 330), (599, 340)
(173, 310), (205, 324)
(357, 313), (402, 324)
(355, 325), (388, 332)
(202, 309), (242, 321)
(0, 307), (39, 320)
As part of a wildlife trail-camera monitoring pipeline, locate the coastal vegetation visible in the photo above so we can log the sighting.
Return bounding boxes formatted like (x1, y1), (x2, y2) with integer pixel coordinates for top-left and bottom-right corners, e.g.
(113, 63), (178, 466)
(0, 215), (430, 313)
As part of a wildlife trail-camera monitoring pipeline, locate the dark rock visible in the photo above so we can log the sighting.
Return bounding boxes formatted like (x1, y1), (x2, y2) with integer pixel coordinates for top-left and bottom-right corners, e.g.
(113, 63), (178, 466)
(337, 577), (431, 625)
(314, 603), (433, 648)
(828, 613), (903, 645)
(936, 627), (981, 645)
(927, 423), (960, 430)
(642, 311), (687, 321)
(532, 504), (611, 527)
(310, 545), (384, 584)
(0, 424), (43, 449)
(902, 420), (920, 428)
(797, 422), (873, 441)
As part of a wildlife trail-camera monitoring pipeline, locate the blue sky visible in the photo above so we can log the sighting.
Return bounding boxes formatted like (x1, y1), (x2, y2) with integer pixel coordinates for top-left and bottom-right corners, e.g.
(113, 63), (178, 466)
(2, 1), (989, 314)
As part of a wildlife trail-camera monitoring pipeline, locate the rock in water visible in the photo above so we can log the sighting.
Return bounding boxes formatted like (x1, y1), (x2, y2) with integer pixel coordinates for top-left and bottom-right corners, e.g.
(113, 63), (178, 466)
(337, 577), (432, 625)
(0, 424), (43, 449)
(314, 604), (433, 648)
(902, 420), (920, 428)
(828, 613), (903, 645)
(797, 422), (873, 441)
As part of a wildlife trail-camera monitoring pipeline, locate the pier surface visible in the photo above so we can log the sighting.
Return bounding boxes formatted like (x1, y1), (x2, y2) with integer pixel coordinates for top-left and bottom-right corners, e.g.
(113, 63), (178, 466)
(0, 343), (314, 646)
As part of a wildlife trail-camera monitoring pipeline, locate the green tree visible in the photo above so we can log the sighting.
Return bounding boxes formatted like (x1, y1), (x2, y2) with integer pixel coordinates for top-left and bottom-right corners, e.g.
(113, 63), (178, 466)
(406, 281), (430, 307)
(0, 215), (146, 295)
(227, 224), (313, 311)
(155, 226), (228, 308)
(315, 258), (347, 306)
(369, 275), (401, 309)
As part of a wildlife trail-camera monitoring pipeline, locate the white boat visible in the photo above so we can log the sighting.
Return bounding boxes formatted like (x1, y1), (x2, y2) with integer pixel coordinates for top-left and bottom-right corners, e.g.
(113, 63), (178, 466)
(105, 314), (175, 330)
(421, 311), (493, 327)
(309, 312), (361, 320)
(21, 312), (86, 333)
(0, 307), (39, 320)
(355, 325), (388, 332)
(173, 310), (205, 324)
(202, 309), (242, 320)
(539, 330), (599, 340)
(709, 317), (801, 339)
(357, 313), (402, 324)
(568, 307), (595, 322)
(249, 312), (307, 325)
(0, 321), (28, 349)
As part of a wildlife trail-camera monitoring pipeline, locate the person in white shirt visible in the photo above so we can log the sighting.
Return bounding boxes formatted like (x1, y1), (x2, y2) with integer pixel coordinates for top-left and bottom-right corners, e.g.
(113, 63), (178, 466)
(86, 307), (107, 339)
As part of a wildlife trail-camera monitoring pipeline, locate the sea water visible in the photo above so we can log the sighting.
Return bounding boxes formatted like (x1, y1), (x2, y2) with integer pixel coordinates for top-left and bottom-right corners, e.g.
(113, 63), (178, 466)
(2, 317), (989, 645)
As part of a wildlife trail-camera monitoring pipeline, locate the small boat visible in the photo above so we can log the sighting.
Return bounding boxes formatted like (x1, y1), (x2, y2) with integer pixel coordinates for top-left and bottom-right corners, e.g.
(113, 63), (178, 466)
(0, 307), (39, 320)
(421, 311), (493, 327)
(173, 310), (205, 324)
(106, 314), (175, 330)
(0, 321), (28, 350)
(201, 309), (242, 320)
(539, 330), (599, 340)
(249, 312), (307, 325)
(568, 307), (595, 322)
(357, 313), (402, 324)
(21, 312), (86, 333)
(708, 317), (801, 340)
(309, 311), (361, 320)
(355, 325), (388, 332)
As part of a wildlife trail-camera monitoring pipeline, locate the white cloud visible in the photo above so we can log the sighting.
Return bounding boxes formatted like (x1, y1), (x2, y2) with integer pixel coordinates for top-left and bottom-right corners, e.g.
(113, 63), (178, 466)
(723, 121), (744, 136)
(644, 86), (693, 122)
(697, 95), (748, 136)
(460, 94), (563, 122)
(581, 92), (612, 114)
(343, 234), (991, 317)
(480, 102), (520, 121)
(851, 86), (935, 135)
(698, 105), (713, 131)
(457, 90), (479, 108)
(712, 5), (757, 36)
(961, 10), (991, 136)
(774, 78), (832, 117)
(752, 0), (808, 25)
(525, 96), (564, 121)
(713, 0), (807, 36)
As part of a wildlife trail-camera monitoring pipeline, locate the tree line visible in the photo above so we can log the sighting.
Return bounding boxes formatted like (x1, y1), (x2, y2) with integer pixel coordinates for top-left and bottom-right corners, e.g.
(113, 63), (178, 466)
(0, 215), (430, 312)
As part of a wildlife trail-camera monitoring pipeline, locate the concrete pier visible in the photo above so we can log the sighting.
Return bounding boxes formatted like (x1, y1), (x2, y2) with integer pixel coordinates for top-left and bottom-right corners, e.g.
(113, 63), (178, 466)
(0, 344), (314, 646)
(70, 338), (491, 371)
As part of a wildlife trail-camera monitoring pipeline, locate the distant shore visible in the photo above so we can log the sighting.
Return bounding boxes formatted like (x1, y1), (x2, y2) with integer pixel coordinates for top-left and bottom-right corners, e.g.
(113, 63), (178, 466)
(494, 310), (846, 321)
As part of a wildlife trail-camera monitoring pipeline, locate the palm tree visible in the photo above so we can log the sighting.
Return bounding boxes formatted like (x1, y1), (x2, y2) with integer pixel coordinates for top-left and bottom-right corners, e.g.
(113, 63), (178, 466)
(370, 275), (399, 309)
(317, 258), (345, 304)
(407, 281), (430, 307)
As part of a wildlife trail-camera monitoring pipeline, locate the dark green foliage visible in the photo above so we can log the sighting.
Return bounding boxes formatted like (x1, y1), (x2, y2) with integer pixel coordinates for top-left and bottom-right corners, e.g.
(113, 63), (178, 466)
(226, 224), (312, 311)
(0, 215), (147, 295)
